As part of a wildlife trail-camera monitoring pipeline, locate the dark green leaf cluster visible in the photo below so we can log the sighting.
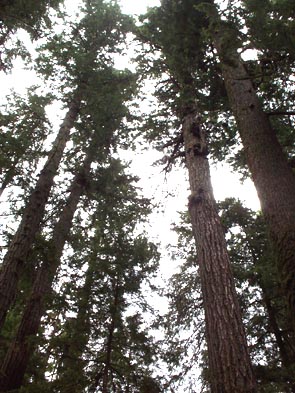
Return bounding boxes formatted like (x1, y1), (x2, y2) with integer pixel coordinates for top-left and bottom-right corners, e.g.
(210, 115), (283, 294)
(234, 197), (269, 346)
(28, 158), (161, 393)
(35, 0), (134, 95)
(0, 0), (63, 71)
(0, 88), (53, 194)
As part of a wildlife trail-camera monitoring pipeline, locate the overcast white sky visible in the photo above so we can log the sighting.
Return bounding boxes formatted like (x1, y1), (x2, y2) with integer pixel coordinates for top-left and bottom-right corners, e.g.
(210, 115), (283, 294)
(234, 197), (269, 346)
(0, 0), (260, 275)
(116, 0), (260, 211)
(0, 2), (260, 388)
(117, 0), (259, 212)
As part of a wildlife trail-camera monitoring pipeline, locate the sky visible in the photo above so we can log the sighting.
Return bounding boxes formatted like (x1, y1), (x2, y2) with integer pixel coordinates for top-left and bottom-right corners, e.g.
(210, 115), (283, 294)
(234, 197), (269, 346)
(0, 1), (261, 389)
(116, 0), (260, 211)
(0, 0), (261, 273)
(0, 0), (261, 270)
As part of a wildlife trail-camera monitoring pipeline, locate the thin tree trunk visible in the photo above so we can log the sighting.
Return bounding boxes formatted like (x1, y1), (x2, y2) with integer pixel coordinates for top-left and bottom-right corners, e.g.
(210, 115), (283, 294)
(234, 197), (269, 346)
(183, 108), (257, 392)
(259, 282), (295, 392)
(211, 13), (295, 331)
(0, 152), (91, 392)
(0, 92), (81, 331)
(263, 289), (294, 367)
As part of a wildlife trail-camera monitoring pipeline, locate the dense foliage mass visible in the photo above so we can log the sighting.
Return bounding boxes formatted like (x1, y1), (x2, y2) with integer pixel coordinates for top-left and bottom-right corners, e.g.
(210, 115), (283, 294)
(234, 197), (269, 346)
(0, 0), (295, 392)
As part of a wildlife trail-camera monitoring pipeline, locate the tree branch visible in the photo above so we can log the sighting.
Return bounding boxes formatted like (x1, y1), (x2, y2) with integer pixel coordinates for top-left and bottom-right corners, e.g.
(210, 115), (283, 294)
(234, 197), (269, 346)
(267, 111), (295, 117)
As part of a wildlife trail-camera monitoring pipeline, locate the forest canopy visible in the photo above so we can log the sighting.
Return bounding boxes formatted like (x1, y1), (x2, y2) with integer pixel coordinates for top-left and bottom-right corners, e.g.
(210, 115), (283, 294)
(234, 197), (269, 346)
(0, 0), (295, 392)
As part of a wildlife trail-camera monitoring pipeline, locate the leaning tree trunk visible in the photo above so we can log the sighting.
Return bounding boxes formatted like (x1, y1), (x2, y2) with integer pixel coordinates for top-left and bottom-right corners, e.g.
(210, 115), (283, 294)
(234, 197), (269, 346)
(183, 109), (257, 392)
(0, 92), (81, 331)
(0, 152), (92, 392)
(211, 12), (295, 332)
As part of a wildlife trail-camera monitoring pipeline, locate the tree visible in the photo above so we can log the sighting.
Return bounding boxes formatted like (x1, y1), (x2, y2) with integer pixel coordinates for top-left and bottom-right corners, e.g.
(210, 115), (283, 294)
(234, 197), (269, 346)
(0, 90), (81, 331)
(0, 149), (91, 391)
(0, 88), (52, 197)
(0, 60), (138, 390)
(219, 199), (295, 392)
(163, 199), (295, 392)
(0, 0), (63, 71)
(201, 1), (295, 331)
(26, 159), (161, 393)
(0, 0), (133, 332)
(136, 2), (256, 391)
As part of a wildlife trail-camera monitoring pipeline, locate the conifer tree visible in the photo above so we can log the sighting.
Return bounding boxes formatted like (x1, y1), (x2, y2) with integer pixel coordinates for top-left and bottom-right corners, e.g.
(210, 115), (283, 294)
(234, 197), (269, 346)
(203, 1), (295, 331)
(0, 0), (132, 332)
(0, 0), (63, 71)
(137, 2), (256, 391)
(22, 160), (160, 393)
(0, 89), (52, 197)
(0, 60), (137, 390)
(164, 200), (295, 392)
(0, 90), (81, 331)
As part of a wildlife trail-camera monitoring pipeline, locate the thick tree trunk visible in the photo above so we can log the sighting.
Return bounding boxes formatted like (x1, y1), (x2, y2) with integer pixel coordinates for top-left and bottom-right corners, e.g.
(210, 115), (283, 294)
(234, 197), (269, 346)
(183, 109), (256, 392)
(0, 153), (91, 392)
(0, 93), (81, 331)
(212, 18), (295, 331)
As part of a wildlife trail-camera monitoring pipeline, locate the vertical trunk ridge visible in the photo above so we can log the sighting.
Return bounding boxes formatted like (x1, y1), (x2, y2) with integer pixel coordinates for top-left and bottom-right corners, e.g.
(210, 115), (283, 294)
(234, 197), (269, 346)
(0, 93), (81, 331)
(0, 151), (91, 391)
(213, 23), (295, 332)
(183, 110), (257, 392)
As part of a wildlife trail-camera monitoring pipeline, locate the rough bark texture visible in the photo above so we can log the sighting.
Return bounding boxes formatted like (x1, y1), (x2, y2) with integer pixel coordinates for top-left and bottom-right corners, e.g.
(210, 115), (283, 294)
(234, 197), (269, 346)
(0, 153), (91, 392)
(212, 23), (295, 332)
(0, 93), (81, 331)
(183, 110), (256, 392)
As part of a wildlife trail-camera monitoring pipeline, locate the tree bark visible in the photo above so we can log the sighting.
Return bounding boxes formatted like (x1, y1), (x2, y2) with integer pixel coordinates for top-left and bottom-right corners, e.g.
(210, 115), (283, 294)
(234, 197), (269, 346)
(212, 16), (295, 332)
(0, 152), (91, 392)
(183, 109), (256, 392)
(0, 92), (81, 331)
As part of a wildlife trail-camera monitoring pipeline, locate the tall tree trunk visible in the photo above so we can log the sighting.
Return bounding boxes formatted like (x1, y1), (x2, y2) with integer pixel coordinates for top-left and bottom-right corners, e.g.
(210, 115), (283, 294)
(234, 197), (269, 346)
(0, 92), (81, 331)
(183, 108), (256, 392)
(0, 152), (91, 392)
(211, 11), (295, 331)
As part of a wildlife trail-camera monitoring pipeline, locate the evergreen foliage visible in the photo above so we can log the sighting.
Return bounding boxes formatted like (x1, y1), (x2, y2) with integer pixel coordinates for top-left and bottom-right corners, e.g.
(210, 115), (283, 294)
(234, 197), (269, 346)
(0, 88), (52, 196)
(0, 0), (295, 391)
